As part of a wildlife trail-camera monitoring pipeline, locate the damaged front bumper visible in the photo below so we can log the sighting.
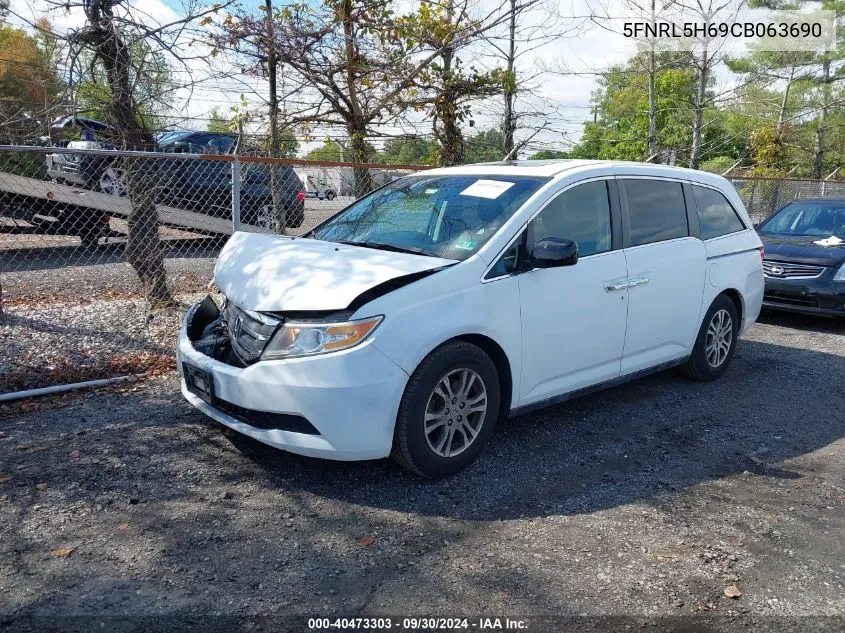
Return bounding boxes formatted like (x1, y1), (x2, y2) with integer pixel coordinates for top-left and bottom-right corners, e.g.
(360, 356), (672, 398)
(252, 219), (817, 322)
(176, 297), (409, 461)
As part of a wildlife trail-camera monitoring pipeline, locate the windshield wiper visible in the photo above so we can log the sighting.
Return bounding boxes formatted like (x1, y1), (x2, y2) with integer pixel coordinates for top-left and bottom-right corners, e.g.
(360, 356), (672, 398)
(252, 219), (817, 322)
(338, 240), (433, 256)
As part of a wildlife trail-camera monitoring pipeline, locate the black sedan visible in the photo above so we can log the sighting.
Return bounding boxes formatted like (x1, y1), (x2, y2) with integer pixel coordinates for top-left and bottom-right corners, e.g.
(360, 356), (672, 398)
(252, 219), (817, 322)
(756, 198), (845, 317)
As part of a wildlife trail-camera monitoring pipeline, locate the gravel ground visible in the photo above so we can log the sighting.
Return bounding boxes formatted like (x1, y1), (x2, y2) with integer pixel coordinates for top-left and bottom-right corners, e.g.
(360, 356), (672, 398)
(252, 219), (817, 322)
(0, 312), (843, 632)
(0, 293), (205, 392)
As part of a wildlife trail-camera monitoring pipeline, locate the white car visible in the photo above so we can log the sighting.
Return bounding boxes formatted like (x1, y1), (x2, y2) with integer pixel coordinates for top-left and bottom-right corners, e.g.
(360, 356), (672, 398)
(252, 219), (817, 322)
(177, 160), (764, 477)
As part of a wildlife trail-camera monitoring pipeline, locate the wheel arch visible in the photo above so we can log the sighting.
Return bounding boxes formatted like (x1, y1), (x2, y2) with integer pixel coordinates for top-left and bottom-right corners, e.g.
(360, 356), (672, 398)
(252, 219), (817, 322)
(441, 333), (514, 422)
(718, 288), (744, 325)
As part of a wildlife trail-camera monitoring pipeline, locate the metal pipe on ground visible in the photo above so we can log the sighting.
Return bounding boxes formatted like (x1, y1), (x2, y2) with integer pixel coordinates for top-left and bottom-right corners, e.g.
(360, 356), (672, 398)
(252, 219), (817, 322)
(0, 374), (144, 403)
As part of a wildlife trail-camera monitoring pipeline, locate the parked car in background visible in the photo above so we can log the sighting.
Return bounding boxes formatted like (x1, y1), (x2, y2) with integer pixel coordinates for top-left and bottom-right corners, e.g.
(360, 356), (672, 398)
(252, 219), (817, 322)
(46, 121), (305, 229)
(303, 174), (337, 201)
(178, 160), (764, 477)
(756, 198), (845, 317)
(45, 116), (123, 195)
(156, 131), (305, 229)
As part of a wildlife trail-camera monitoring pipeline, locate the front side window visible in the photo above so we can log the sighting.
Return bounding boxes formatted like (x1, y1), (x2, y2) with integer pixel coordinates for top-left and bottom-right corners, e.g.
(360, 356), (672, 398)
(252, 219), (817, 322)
(530, 180), (612, 257)
(758, 201), (845, 238)
(310, 174), (548, 260)
(693, 185), (746, 239)
(623, 179), (688, 247)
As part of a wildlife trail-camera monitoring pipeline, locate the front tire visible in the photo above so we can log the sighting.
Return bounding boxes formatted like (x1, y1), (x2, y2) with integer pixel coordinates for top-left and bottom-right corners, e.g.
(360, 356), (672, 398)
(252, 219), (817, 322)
(680, 294), (739, 381)
(392, 341), (500, 478)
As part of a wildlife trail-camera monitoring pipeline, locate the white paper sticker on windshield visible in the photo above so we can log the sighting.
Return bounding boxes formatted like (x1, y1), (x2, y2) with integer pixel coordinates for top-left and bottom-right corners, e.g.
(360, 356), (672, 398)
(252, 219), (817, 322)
(459, 179), (514, 199)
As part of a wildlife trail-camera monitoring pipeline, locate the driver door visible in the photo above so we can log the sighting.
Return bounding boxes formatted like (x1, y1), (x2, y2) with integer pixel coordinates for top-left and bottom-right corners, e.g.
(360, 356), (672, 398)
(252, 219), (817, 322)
(516, 178), (629, 407)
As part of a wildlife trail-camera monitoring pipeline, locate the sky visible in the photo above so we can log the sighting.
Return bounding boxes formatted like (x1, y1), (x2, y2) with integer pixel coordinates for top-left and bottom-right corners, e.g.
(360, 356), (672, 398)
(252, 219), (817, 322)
(6, 0), (823, 157)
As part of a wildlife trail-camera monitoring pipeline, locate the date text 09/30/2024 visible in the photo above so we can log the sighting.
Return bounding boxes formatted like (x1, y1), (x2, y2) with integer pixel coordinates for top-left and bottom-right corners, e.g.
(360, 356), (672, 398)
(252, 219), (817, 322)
(307, 617), (528, 630)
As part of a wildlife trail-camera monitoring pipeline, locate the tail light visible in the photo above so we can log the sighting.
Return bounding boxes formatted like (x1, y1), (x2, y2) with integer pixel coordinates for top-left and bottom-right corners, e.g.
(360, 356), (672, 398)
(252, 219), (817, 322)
(297, 189), (305, 203)
(758, 246), (764, 261)
(101, 215), (111, 224)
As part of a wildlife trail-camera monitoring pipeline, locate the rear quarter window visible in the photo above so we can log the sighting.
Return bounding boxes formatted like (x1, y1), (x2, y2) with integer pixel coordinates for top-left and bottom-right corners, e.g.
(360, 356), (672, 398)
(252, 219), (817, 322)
(693, 185), (746, 239)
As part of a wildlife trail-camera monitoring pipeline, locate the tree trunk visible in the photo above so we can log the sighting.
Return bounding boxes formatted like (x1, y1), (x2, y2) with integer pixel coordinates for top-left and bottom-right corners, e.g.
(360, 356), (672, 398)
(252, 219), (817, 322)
(501, 0), (516, 159)
(124, 157), (170, 304)
(84, 1), (173, 306)
(647, 50), (657, 160)
(690, 46), (709, 170)
(265, 0), (287, 233)
(339, 0), (372, 197)
(812, 59), (831, 180)
(646, 0), (657, 160)
(349, 127), (373, 198)
(775, 67), (794, 140)
(436, 14), (465, 167)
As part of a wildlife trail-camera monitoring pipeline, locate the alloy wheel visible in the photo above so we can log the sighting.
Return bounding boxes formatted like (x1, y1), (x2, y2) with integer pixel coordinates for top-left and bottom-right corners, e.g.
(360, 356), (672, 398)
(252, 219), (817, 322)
(424, 368), (487, 458)
(705, 308), (733, 368)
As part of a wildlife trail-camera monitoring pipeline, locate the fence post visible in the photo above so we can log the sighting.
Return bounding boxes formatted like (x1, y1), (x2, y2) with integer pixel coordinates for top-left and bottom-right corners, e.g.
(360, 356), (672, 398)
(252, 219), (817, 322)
(231, 156), (241, 232)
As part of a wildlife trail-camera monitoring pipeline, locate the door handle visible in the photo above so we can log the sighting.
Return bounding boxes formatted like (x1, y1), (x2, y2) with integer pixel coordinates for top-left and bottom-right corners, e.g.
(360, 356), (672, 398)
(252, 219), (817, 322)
(604, 281), (629, 292)
(627, 277), (649, 288)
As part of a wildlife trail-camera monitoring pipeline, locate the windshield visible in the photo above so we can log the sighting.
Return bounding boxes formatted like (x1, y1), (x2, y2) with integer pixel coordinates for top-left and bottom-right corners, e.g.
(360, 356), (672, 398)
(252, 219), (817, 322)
(760, 201), (845, 238)
(309, 174), (548, 259)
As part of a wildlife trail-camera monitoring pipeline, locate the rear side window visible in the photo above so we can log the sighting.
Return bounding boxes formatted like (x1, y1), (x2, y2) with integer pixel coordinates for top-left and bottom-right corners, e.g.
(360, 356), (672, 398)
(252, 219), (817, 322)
(622, 179), (688, 247)
(693, 185), (746, 239)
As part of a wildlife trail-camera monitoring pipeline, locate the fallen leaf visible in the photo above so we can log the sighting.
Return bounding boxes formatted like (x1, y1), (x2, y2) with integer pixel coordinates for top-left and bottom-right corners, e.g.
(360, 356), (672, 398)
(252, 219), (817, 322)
(36, 483), (47, 491)
(117, 523), (129, 531)
(724, 585), (742, 599)
(69, 450), (81, 459)
(0, 474), (11, 484)
(357, 536), (376, 547)
(724, 572), (739, 582)
(748, 454), (764, 465)
(50, 547), (74, 558)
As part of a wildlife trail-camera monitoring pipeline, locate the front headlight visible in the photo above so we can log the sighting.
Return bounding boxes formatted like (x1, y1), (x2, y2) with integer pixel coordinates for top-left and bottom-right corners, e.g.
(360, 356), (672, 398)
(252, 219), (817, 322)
(834, 263), (845, 282)
(261, 315), (383, 360)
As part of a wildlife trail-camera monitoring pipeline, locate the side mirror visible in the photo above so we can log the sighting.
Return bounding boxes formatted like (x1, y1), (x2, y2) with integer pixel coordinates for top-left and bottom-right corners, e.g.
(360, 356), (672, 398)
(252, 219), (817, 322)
(530, 238), (578, 269)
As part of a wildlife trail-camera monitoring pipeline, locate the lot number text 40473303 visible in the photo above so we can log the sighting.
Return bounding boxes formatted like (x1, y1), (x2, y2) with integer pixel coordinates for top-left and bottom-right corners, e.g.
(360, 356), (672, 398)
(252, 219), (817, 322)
(306, 617), (529, 630)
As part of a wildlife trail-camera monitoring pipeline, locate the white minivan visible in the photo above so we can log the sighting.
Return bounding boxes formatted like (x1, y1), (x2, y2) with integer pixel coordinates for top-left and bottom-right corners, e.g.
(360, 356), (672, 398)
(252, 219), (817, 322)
(177, 160), (764, 477)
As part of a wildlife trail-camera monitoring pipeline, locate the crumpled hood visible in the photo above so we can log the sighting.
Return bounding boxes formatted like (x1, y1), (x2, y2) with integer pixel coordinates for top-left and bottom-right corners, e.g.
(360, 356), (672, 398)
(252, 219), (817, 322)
(214, 231), (457, 312)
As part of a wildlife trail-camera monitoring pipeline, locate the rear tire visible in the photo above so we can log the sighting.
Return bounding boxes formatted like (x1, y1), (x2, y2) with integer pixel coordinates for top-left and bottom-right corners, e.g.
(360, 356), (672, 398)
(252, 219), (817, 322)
(392, 341), (500, 478)
(680, 294), (739, 381)
(285, 204), (304, 228)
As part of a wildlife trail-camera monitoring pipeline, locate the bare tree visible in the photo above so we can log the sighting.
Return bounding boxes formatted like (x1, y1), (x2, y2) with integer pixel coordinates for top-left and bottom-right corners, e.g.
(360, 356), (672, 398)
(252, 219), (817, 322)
(10, 0), (228, 305)
(495, 0), (588, 159)
(407, 0), (506, 165)
(219, 0), (511, 191)
(675, 0), (743, 169)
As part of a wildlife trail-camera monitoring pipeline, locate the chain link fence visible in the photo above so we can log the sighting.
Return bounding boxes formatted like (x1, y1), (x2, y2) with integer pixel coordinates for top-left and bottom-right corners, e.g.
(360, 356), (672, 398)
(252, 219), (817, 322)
(728, 176), (845, 225)
(0, 144), (426, 397)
